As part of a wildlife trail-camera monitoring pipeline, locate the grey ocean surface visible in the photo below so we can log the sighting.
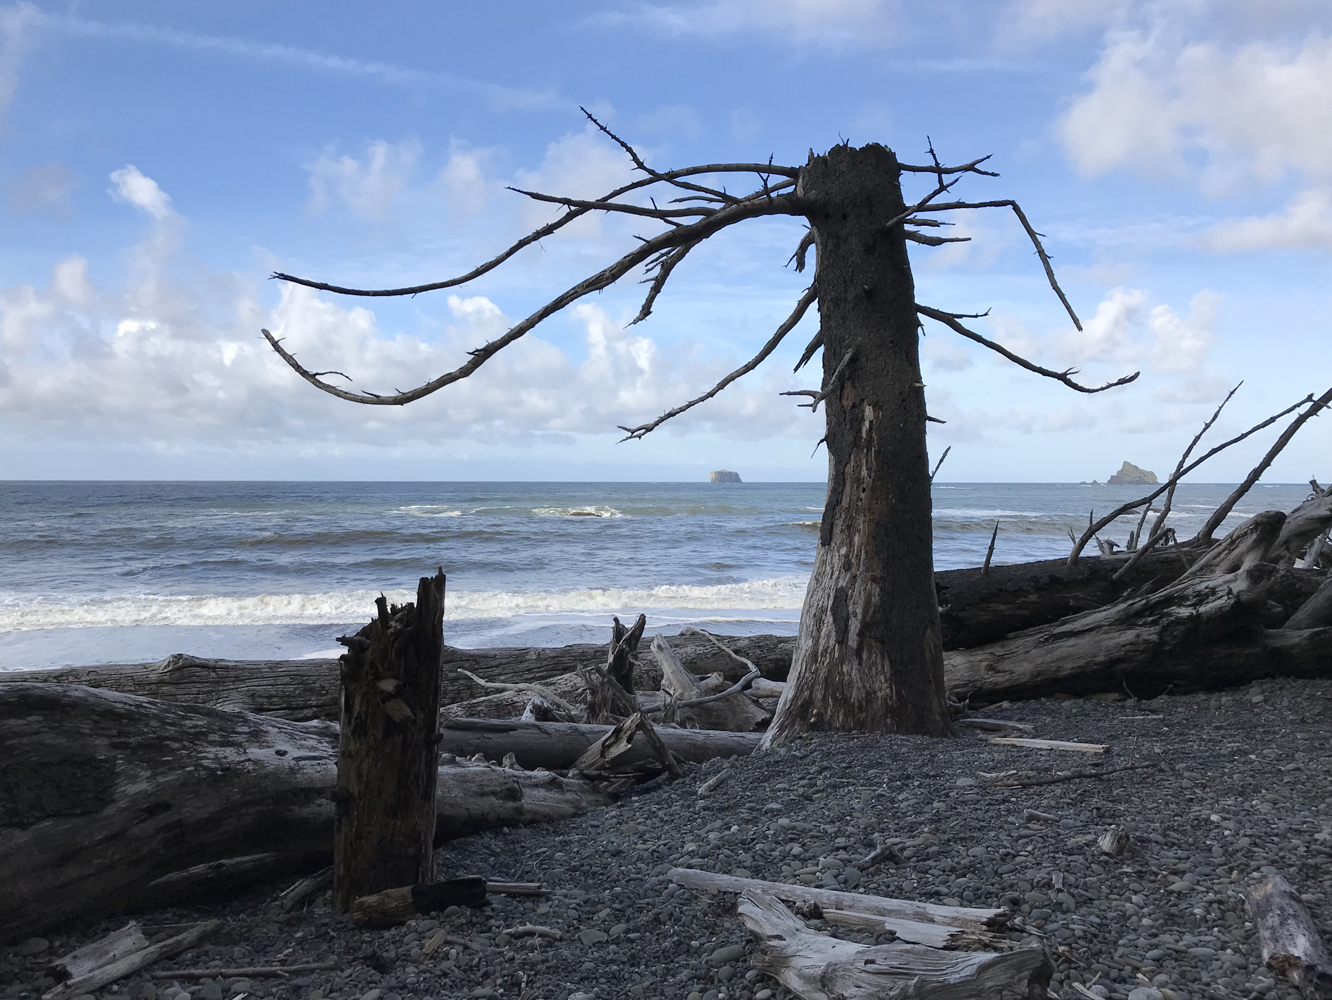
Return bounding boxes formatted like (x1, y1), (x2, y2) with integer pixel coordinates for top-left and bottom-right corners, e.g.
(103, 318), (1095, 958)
(0, 480), (1311, 670)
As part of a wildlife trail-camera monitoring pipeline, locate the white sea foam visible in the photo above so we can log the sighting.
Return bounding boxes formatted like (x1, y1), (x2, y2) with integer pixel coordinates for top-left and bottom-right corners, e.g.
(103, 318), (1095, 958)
(0, 578), (809, 631)
(531, 506), (624, 518)
(397, 506), (463, 517)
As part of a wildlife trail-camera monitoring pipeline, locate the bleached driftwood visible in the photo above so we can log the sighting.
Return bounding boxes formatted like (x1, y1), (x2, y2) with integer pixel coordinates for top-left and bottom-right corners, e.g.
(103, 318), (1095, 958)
(988, 738), (1107, 754)
(653, 635), (769, 731)
(0, 684), (610, 941)
(668, 868), (1009, 949)
(437, 717), (760, 770)
(737, 891), (1051, 1000)
(1247, 874), (1332, 997)
(48, 922), (148, 982)
(42, 921), (219, 1000)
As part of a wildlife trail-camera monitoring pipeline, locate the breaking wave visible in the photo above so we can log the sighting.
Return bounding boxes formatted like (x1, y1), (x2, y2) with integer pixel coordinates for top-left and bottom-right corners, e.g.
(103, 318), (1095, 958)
(0, 578), (809, 631)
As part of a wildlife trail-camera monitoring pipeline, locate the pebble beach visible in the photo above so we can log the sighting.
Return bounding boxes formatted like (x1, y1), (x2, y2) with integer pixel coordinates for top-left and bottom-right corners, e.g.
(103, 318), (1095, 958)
(5, 676), (1330, 1000)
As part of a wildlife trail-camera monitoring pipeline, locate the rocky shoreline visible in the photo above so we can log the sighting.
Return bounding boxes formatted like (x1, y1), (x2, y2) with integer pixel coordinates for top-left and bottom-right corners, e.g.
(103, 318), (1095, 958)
(5, 676), (1330, 1000)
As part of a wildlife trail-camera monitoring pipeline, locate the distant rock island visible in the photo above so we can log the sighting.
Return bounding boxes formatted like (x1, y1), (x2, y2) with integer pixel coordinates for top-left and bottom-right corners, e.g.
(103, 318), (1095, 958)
(710, 470), (742, 483)
(1107, 461), (1158, 486)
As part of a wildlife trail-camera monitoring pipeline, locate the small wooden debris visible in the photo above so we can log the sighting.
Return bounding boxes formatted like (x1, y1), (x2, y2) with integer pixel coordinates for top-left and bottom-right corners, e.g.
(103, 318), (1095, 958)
(1246, 874), (1332, 996)
(502, 925), (563, 940)
(49, 922), (148, 982)
(150, 963), (339, 979)
(956, 718), (1035, 733)
(854, 840), (905, 869)
(422, 928), (471, 957)
(276, 868), (333, 913)
(737, 890), (1051, 1000)
(989, 737), (1107, 754)
(697, 770), (730, 797)
(42, 921), (219, 1000)
(1098, 825), (1132, 858)
(350, 877), (487, 928)
(486, 881), (549, 896)
(501, 752), (520, 769)
(669, 869), (1008, 933)
(1023, 809), (1058, 823)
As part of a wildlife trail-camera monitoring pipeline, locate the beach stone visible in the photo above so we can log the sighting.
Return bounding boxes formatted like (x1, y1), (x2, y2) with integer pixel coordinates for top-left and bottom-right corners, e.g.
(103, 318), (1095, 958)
(198, 984), (223, 1000)
(710, 944), (746, 967)
(1128, 989), (1164, 1000)
(12, 938), (49, 956)
(358, 991), (382, 1000)
(578, 929), (608, 946)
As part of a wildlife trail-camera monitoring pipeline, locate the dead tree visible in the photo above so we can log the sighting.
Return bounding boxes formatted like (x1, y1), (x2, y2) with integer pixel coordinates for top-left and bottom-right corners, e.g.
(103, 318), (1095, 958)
(264, 116), (1136, 745)
(333, 571), (445, 911)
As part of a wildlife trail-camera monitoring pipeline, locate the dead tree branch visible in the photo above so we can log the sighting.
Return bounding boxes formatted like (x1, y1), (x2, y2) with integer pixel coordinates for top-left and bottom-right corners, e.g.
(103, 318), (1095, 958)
(1112, 384), (1241, 580)
(618, 283), (818, 441)
(1067, 392), (1318, 563)
(916, 305), (1138, 394)
(780, 347), (855, 413)
(911, 199), (1082, 329)
(1196, 386), (1332, 544)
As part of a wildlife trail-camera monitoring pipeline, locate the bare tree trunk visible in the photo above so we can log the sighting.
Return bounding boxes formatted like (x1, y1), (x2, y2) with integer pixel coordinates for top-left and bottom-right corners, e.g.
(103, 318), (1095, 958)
(333, 571), (445, 912)
(766, 144), (949, 745)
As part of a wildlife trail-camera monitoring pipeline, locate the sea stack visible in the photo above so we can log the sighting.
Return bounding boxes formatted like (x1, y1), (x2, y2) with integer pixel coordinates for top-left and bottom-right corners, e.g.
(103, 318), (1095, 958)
(710, 470), (742, 483)
(1107, 461), (1158, 485)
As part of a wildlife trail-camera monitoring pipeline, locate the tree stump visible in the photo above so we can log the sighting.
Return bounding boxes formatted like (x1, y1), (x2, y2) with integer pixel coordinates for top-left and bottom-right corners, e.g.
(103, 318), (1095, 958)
(333, 570), (446, 912)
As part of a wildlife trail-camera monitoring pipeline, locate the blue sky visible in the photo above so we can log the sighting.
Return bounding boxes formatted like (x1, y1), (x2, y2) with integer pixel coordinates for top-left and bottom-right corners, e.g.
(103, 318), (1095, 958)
(2, 0), (1330, 482)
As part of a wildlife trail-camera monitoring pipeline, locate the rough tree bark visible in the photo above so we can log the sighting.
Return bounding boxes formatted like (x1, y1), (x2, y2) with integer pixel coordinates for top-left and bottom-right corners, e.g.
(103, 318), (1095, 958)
(766, 144), (950, 745)
(0, 683), (608, 943)
(333, 571), (445, 912)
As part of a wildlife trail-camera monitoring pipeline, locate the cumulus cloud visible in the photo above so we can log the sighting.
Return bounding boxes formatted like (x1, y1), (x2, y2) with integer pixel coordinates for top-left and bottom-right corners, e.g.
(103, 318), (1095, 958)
(308, 138), (422, 222)
(593, 0), (903, 49)
(109, 165), (174, 220)
(1202, 189), (1332, 251)
(1060, 27), (1332, 189)
(0, 184), (813, 450)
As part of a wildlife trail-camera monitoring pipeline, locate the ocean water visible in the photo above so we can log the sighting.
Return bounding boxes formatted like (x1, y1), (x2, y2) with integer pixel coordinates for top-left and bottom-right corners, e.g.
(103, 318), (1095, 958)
(0, 480), (1312, 670)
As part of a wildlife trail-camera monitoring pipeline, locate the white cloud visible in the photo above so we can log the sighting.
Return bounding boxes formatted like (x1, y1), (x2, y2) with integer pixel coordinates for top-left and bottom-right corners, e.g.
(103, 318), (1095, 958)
(1001, 0), (1128, 44)
(109, 165), (174, 220)
(1203, 189), (1332, 251)
(1060, 287), (1146, 363)
(594, 0), (902, 49)
(0, 192), (813, 450)
(308, 139), (422, 223)
(0, 1), (39, 113)
(436, 143), (497, 220)
(921, 336), (974, 372)
(512, 128), (638, 232)
(1061, 28), (1332, 189)
(1148, 290), (1217, 374)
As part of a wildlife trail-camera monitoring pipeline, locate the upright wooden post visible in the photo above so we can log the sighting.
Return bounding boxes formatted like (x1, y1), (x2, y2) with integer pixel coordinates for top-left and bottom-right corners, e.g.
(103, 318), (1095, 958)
(332, 569), (445, 912)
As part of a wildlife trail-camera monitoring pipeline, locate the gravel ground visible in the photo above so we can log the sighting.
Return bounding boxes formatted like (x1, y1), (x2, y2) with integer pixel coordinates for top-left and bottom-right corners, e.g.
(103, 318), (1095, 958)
(5, 676), (1330, 1000)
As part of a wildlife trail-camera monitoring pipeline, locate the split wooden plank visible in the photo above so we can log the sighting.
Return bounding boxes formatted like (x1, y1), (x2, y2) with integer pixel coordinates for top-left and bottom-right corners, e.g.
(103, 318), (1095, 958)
(42, 921), (219, 1000)
(49, 922), (148, 982)
(668, 868), (1008, 932)
(737, 891), (1051, 1000)
(820, 908), (1013, 951)
(989, 737), (1107, 753)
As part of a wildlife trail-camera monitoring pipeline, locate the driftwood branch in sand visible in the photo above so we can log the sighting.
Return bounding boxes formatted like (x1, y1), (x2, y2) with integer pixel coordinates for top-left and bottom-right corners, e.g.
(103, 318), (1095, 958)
(41, 921), (219, 1000)
(0, 684), (610, 942)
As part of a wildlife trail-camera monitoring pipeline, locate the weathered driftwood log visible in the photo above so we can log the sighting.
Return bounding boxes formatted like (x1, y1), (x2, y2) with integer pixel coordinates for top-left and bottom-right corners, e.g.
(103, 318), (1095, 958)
(350, 877), (487, 928)
(1246, 874), (1332, 997)
(333, 572), (445, 911)
(138, 851), (330, 910)
(737, 891), (1051, 1000)
(653, 635), (769, 731)
(0, 654), (342, 720)
(0, 684), (609, 943)
(438, 717), (761, 770)
(49, 922), (149, 982)
(42, 921), (220, 1000)
(936, 547), (1188, 650)
(1284, 572), (1332, 630)
(945, 563), (1331, 703)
